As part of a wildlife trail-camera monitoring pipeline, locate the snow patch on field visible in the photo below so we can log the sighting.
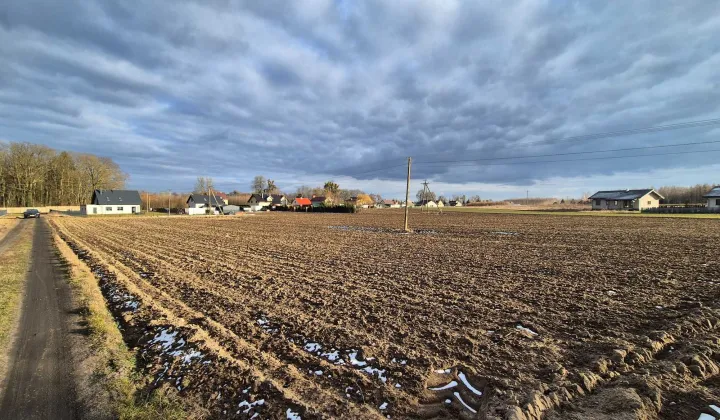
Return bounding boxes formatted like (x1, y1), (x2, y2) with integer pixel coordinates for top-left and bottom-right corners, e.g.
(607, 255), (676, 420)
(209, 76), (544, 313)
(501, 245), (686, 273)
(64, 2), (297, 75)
(458, 372), (483, 396)
(516, 324), (538, 336)
(454, 392), (477, 414)
(286, 408), (302, 419)
(429, 381), (458, 391)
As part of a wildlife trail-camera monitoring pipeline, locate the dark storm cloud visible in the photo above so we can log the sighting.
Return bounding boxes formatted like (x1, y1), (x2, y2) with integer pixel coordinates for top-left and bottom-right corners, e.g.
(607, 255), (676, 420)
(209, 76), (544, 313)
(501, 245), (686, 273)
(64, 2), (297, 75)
(1, 0), (720, 196)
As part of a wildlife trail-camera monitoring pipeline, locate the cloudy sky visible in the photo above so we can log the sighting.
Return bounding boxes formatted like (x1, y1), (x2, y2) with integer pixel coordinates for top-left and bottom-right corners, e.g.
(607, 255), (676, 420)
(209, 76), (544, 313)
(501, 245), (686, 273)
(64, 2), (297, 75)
(2, 1), (720, 199)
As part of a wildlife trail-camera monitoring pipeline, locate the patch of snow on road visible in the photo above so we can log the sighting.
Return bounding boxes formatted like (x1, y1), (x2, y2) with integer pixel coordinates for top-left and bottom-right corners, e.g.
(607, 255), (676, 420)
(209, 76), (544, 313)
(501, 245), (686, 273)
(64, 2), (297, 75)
(379, 402), (388, 410)
(363, 367), (387, 383)
(348, 351), (368, 367)
(435, 368), (452, 374)
(458, 372), (483, 396)
(286, 408), (302, 419)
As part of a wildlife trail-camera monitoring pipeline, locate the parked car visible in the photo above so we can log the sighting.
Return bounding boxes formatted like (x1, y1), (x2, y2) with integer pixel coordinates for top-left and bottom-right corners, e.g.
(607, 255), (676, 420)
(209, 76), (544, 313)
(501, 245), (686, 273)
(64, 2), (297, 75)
(23, 209), (40, 219)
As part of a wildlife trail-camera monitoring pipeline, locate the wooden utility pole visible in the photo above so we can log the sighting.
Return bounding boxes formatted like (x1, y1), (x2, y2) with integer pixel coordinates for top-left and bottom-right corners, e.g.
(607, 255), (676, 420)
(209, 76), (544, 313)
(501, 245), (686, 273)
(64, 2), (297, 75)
(168, 190), (171, 217)
(404, 157), (412, 232)
(146, 191), (149, 213)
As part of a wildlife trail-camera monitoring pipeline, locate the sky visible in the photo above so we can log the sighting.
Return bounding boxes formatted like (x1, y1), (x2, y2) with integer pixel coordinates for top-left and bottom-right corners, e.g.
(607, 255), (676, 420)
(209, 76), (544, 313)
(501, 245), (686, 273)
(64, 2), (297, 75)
(1, 1), (720, 200)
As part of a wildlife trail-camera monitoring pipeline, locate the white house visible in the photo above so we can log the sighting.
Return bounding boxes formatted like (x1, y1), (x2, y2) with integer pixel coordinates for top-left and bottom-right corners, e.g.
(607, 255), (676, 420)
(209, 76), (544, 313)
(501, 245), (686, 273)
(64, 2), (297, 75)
(187, 194), (225, 208)
(703, 186), (720, 209)
(448, 200), (463, 207)
(248, 194), (287, 211)
(589, 189), (663, 211)
(376, 199), (401, 208)
(82, 190), (142, 215)
(416, 199), (438, 208)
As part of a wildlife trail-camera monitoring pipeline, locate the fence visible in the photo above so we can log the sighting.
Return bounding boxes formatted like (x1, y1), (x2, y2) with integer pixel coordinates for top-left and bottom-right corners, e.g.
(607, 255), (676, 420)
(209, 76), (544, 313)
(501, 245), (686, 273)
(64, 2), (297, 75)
(643, 206), (720, 214)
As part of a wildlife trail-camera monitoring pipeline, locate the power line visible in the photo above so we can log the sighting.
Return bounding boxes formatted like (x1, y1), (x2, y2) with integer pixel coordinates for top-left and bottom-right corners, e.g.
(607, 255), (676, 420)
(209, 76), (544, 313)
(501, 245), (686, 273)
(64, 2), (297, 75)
(410, 117), (720, 160)
(418, 147), (720, 168)
(321, 116), (720, 176)
(414, 138), (720, 165)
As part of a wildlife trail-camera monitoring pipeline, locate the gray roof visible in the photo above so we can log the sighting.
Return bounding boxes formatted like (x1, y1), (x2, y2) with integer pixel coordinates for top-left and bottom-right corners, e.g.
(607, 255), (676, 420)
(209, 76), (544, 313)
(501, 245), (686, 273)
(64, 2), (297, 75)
(703, 186), (720, 198)
(588, 189), (663, 200)
(249, 194), (285, 204)
(310, 196), (327, 202)
(187, 194), (225, 206)
(91, 190), (142, 205)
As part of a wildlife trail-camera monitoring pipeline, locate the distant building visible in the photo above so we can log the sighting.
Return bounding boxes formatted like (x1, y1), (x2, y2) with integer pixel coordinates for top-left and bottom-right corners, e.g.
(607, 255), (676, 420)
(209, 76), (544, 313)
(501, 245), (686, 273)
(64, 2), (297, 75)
(448, 200), (463, 207)
(214, 191), (229, 205)
(187, 194), (225, 209)
(703, 186), (720, 209)
(416, 199), (438, 208)
(82, 190), (142, 215)
(292, 197), (312, 208)
(376, 199), (400, 208)
(248, 194), (287, 209)
(588, 189), (663, 211)
(310, 196), (331, 207)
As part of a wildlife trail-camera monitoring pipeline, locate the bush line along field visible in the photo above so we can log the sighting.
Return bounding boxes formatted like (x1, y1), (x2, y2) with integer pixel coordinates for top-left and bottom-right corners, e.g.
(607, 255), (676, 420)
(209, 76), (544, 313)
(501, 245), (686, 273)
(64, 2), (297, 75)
(52, 211), (720, 419)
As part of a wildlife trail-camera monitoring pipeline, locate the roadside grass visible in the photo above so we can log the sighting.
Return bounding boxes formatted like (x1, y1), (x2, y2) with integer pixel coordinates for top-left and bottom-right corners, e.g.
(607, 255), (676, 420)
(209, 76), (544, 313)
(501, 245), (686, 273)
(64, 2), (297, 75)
(51, 228), (189, 420)
(440, 207), (720, 218)
(0, 222), (32, 384)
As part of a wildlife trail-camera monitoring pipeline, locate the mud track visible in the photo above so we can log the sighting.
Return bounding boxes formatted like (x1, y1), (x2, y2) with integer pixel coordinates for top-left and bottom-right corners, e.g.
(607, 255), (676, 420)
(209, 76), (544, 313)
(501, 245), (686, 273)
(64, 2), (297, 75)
(51, 212), (720, 419)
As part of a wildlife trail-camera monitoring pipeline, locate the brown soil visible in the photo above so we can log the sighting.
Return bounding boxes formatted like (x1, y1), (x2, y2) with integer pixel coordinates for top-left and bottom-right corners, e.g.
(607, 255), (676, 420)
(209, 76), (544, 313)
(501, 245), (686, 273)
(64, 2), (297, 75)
(51, 210), (720, 419)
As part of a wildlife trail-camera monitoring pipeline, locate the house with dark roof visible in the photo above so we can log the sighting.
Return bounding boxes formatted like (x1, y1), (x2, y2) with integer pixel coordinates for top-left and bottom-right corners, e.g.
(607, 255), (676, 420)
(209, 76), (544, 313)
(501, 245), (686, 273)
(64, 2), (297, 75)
(187, 194), (225, 209)
(248, 194), (287, 210)
(310, 196), (331, 208)
(415, 199), (438, 208)
(588, 189), (663, 211)
(82, 189), (142, 215)
(703, 186), (720, 209)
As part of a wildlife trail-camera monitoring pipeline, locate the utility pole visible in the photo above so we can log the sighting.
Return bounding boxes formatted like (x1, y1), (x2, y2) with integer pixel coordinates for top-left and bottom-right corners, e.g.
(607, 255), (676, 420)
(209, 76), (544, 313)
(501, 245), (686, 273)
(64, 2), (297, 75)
(146, 191), (149, 214)
(404, 157), (411, 232)
(526, 190), (529, 206)
(168, 190), (171, 217)
(421, 180), (430, 212)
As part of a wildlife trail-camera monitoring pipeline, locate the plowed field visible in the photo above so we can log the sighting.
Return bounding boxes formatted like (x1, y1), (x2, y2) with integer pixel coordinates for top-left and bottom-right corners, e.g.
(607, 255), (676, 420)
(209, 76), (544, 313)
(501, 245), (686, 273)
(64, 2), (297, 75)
(51, 212), (720, 419)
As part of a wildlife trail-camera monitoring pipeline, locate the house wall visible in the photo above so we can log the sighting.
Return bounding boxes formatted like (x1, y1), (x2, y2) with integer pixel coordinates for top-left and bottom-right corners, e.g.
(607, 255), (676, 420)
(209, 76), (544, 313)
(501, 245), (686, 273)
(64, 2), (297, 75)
(82, 204), (140, 215)
(638, 194), (660, 210)
(708, 198), (720, 209)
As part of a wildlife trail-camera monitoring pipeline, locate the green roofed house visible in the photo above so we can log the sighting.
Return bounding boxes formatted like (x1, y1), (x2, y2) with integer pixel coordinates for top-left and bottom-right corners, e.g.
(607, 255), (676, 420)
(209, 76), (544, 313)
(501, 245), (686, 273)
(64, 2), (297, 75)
(589, 189), (663, 211)
(82, 189), (142, 215)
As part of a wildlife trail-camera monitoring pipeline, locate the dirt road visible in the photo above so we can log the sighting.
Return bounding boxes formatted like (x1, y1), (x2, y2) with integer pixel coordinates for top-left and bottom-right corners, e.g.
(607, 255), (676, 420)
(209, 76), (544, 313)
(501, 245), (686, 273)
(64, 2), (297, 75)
(0, 219), (78, 419)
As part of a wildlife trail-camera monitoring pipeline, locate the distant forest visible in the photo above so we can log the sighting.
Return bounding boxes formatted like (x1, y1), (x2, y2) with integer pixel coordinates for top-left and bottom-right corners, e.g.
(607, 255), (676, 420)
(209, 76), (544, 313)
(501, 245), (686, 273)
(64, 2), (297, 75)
(0, 141), (126, 207)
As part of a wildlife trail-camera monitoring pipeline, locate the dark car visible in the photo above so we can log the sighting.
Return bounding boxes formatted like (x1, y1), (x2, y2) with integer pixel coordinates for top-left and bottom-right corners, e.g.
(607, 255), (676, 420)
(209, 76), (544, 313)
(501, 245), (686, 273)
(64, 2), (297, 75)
(23, 209), (40, 219)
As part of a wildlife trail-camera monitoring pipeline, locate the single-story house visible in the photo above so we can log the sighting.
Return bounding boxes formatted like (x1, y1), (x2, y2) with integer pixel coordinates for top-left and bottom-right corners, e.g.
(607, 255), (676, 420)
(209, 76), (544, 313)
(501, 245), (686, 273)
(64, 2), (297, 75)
(703, 186), (720, 209)
(292, 197), (312, 208)
(416, 199), (438, 208)
(248, 194), (287, 210)
(448, 200), (463, 207)
(589, 189), (663, 211)
(82, 189), (142, 215)
(376, 199), (401, 208)
(187, 194), (225, 208)
(311, 196), (331, 208)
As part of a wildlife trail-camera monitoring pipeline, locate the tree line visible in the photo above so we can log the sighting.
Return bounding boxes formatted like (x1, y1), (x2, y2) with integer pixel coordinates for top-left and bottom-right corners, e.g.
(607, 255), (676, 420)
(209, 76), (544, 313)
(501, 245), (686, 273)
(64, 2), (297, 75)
(656, 183), (718, 204)
(0, 141), (127, 207)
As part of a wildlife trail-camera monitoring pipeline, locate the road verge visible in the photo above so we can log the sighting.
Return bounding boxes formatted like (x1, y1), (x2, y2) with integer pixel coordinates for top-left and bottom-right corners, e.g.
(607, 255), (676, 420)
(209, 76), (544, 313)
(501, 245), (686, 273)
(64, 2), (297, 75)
(0, 222), (32, 393)
(50, 223), (188, 419)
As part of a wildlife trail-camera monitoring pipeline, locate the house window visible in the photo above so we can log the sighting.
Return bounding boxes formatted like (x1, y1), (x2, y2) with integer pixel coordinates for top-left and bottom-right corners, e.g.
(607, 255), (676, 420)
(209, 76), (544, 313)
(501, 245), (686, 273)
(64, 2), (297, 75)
(117, 207), (123, 211)
(717, 199), (720, 206)
(613, 200), (618, 206)
(105, 207), (112, 211)
(594, 199), (601, 206)
(647, 201), (651, 205)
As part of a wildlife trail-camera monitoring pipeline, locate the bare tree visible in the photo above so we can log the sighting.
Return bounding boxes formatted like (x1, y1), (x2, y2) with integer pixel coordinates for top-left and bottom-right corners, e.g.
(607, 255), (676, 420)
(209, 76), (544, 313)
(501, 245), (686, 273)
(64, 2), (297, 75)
(251, 175), (266, 194)
(194, 176), (215, 194)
